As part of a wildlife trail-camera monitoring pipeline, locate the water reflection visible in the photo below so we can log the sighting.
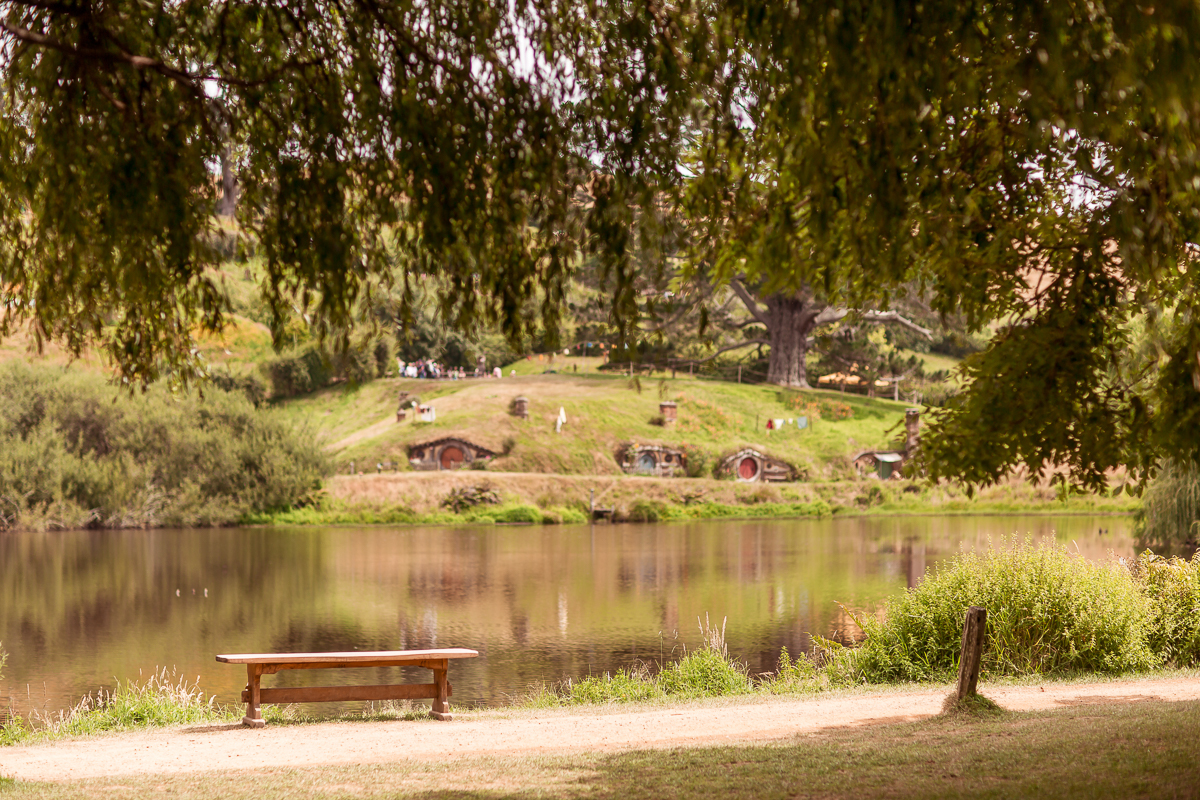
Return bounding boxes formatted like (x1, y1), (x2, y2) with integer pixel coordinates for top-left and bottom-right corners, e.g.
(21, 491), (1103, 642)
(0, 515), (1135, 717)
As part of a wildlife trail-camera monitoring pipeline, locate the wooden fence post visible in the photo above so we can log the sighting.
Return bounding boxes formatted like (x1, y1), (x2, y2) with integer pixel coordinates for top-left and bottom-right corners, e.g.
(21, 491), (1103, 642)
(956, 606), (987, 701)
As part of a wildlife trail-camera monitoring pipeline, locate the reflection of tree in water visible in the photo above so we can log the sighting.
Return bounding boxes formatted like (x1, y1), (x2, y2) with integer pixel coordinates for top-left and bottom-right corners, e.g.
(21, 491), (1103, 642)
(1, 516), (1138, 714)
(0, 527), (330, 711)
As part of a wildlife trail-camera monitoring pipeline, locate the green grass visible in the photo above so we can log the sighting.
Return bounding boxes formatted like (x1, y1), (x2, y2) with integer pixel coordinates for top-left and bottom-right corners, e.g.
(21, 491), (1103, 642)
(899, 348), (963, 377)
(2, 700), (1198, 798)
(826, 539), (1167, 684)
(0, 669), (241, 746)
(270, 366), (918, 479)
(0, 671), (442, 748)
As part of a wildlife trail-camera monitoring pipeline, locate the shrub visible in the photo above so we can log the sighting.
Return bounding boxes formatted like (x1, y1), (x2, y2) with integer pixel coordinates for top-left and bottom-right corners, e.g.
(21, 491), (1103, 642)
(442, 484), (501, 512)
(209, 371), (267, 407)
(263, 340), (386, 399)
(762, 647), (821, 693)
(1131, 551), (1200, 667)
(264, 353), (316, 398)
(828, 540), (1159, 683)
(0, 363), (328, 530)
(854, 484), (886, 507)
(625, 500), (667, 522)
(492, 504), (542, 524)
(659, 648), (752, 698)
(562, 667), (663, 705)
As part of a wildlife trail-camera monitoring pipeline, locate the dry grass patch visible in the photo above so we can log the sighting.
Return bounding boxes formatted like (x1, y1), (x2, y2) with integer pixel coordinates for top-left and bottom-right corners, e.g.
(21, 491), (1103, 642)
(3, 701), (1199, 799)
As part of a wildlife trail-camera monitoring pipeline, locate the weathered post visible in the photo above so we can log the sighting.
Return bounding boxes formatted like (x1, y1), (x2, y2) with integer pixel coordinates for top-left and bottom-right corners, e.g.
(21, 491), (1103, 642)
(956, 606), (987, 701)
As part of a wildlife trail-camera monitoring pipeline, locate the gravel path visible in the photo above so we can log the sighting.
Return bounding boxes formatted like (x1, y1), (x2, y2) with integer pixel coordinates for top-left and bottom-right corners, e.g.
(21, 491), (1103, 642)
(4, 676), (1200, 782)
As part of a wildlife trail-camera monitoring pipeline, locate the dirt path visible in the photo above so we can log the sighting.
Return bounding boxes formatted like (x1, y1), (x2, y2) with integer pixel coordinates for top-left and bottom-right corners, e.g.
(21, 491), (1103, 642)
(5, 677), (1200, 782)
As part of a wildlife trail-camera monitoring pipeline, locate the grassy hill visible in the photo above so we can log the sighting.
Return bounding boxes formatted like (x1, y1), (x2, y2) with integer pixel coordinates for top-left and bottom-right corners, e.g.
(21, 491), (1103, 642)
(272, 359), (918, 480)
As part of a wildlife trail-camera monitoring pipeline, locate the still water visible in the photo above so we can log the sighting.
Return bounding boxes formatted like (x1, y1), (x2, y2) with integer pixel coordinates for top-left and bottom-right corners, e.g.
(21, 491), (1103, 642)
(1, 515), (1135, 718)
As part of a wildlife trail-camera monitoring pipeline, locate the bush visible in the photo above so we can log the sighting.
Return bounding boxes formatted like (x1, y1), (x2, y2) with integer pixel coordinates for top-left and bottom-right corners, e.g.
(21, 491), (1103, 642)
(827, 541), (1159, 683)
(442, 484), (501, 513)
(625, 500), (668, 522)
(263, 340), (387, 399)
(658, 649), (752, 698)
(762, 647), (820, 693)
(492, 504), (543, 524)
(0, 363), (328, 530)
(1131, 551), (1200, 667)
(562, 667), (663, 705)
(209, 371), (267, 407)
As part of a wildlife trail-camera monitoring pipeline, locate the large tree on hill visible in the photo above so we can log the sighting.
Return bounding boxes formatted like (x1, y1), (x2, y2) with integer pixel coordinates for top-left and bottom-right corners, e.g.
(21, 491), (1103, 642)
(5, 1), (1200, 491)
(719, 278), (932, 388)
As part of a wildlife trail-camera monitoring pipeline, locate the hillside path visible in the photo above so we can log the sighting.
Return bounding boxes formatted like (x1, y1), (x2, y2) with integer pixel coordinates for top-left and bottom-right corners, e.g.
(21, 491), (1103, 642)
(4, 676), (1200, 782)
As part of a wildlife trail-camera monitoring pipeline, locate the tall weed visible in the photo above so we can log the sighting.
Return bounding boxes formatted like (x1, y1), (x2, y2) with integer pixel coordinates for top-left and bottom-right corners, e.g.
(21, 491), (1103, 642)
(1131, 551), (1200, 667)
(828, 540), (1158, 683)
(1136, 460), (1200, 549)
(0, 668), (238, 745)
(551, 615), (751, 705)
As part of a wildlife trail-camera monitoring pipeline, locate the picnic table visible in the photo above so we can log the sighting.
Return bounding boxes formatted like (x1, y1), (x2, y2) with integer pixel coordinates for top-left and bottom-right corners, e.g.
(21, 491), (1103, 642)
(215, 648), (479, 727)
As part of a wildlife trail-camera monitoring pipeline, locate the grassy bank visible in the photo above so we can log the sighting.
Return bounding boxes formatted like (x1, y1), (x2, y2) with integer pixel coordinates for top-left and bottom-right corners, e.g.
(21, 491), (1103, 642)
(524, 544), (1200, 708)
(272, 368), (922, 479)
(246, 470), (1139, 527)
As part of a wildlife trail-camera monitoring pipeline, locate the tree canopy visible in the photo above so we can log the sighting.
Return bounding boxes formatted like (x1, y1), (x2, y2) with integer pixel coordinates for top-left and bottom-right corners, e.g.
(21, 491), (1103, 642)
(4, 1), (1200, 490)
(679, 2), (1200, 492)
(0, 0), (688, 381)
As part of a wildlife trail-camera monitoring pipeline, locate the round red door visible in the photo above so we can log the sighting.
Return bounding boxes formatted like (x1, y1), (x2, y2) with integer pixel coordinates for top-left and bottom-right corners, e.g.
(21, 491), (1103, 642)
(440, 446), (465, 469)
(738, 456), (759, 481)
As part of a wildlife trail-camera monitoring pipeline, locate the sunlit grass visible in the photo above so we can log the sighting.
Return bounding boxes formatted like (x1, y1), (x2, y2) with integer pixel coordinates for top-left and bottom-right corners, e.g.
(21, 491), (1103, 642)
(3, 700), (1199, 799)
(0, 669), (240, 746)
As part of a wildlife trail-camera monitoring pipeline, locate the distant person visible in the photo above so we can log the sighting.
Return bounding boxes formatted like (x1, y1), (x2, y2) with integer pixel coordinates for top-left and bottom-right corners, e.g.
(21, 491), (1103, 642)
(493, 366), (502, 379)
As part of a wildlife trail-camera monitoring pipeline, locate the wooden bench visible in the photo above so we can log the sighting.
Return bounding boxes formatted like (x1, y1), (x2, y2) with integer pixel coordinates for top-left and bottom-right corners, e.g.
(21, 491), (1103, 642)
(215, 648), (479, 727)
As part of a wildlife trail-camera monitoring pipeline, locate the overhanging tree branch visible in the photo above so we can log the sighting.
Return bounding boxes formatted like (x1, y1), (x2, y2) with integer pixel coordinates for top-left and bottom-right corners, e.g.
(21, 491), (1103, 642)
(728, 276), (769, 326)
(697, 338), (770, 363)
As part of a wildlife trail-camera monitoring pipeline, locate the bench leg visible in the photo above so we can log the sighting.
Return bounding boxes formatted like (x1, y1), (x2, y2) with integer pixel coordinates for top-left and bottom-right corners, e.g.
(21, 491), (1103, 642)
(430, 661), (452, 721)
(243, 664), (266, 728)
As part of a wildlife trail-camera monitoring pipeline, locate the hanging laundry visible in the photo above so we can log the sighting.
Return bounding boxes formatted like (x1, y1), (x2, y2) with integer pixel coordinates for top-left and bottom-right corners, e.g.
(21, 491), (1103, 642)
(797, 416), (809, 430)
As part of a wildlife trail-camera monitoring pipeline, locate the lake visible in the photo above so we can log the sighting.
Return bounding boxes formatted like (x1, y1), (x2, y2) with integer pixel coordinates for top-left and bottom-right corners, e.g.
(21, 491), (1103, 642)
(0, 515), (1136, 719)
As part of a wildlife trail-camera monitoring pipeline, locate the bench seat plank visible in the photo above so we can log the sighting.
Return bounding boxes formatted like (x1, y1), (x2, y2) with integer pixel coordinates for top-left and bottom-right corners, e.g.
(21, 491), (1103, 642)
(216, 648), (478, 664)
(241, 683), (449, 704)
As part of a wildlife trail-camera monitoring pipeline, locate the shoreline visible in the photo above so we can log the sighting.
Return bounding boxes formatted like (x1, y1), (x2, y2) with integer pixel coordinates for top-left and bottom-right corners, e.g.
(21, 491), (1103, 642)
(246, 470), (1141, 528)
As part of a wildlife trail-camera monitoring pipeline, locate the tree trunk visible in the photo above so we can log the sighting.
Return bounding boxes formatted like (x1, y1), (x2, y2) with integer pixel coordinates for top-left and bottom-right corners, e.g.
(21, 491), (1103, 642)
(218, 143), (238, 217)
(764, 293), (819, 388)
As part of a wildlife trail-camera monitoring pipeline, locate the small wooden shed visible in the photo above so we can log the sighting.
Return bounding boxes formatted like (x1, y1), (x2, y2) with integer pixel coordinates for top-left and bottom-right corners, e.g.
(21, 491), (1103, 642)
(408, 437), (498, 471)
